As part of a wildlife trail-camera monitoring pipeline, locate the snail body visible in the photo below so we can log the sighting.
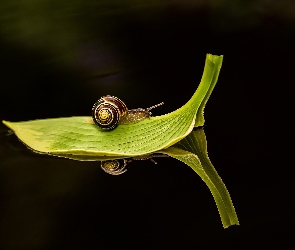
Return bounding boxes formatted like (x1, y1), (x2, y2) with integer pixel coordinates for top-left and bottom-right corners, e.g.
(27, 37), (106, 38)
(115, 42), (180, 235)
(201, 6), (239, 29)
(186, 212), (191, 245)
(92, 95), (164, 130)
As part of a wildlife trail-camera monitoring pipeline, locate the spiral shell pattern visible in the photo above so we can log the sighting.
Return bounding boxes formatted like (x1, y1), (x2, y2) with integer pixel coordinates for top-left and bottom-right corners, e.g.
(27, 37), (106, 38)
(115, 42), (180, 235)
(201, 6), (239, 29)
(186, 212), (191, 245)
(92, 95), (128, 130)
(101, 159), (128, 175)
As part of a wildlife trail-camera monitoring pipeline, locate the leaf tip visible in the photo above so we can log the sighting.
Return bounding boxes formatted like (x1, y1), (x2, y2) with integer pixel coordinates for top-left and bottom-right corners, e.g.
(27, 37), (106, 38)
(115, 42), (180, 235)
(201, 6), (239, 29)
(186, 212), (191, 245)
(2, 120), (10, 127)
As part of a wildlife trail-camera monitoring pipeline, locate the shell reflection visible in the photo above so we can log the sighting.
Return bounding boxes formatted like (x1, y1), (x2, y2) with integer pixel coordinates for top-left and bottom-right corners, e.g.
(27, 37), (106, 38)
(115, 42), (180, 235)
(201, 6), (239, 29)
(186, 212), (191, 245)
(100, 154), (167, 175)
(101, 159), (129, 175)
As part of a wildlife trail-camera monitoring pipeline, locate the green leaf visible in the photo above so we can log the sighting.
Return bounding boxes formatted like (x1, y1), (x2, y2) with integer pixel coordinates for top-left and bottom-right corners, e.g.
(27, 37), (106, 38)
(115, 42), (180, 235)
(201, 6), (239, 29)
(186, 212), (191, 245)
(160, 129), (239, 228)
(2, 54), (239, 228)
(2, 54), (223, 158)
(194, 54), (223, 127)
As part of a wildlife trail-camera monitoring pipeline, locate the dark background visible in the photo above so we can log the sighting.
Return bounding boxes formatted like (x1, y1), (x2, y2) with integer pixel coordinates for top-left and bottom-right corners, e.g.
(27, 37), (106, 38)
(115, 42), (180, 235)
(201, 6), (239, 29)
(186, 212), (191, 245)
(0, 1), (294, 249)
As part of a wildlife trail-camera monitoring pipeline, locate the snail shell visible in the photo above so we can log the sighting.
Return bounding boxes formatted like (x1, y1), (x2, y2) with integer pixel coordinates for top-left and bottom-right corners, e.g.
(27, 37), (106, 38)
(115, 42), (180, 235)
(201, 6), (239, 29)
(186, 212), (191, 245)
(101, 159), (129, 175)
(92, 95), (128, 130)
(92, 95), (164, 130)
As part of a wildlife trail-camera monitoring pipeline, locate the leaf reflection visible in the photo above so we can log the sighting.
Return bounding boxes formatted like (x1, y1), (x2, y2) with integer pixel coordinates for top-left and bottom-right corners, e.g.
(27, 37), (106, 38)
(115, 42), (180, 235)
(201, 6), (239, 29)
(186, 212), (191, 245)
(83, 128), (239, 228)
(3, 126), (239, 228)
(160, 128), (239, 228)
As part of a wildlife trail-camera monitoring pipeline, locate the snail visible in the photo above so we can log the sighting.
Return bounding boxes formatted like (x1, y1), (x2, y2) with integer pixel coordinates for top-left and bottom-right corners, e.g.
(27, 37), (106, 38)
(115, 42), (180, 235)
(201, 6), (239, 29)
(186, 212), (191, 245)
(100, 154), (168, 175)
(101, 159), (130, 175)
(92, 95), (164, 130)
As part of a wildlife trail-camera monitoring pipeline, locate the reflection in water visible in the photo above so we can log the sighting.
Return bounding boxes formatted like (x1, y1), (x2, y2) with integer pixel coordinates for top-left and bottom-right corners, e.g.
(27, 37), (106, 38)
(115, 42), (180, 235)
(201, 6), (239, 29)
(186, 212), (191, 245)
(2, 126), (239, 228)
(101, 154), (165, 175)
(0, 129), (28, 152)
(101, 159), (129, 175)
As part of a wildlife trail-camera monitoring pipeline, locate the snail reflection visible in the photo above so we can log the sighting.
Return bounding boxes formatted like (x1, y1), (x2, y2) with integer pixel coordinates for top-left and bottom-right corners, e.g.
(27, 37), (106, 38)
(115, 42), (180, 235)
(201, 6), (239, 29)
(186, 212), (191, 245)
(100, 154), (165, 175)
(92, 95), (164, 130)
(101, 159), (129, 175)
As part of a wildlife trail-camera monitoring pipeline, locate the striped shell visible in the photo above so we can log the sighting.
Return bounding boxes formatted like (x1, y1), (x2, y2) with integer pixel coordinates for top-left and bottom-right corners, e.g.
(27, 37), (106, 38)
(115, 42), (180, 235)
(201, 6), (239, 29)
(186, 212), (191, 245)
(101, 159), (128, 175)
(92, 95), (128, 130)
(92, 95), (164, 131)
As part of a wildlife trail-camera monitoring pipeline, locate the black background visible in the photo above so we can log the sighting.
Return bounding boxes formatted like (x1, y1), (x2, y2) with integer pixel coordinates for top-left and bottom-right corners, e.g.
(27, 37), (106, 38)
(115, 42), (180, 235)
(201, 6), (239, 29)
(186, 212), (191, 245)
(0, 1), (294, 249)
